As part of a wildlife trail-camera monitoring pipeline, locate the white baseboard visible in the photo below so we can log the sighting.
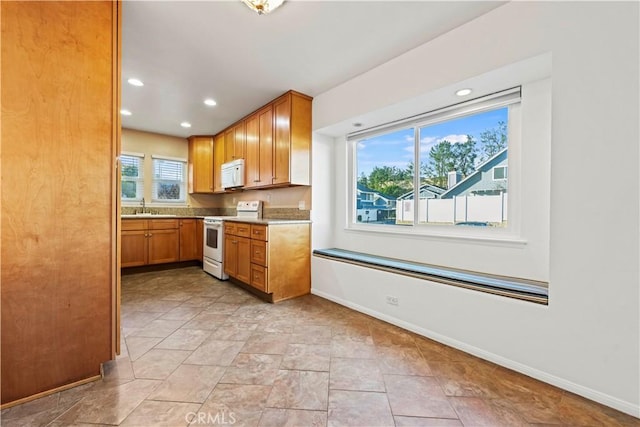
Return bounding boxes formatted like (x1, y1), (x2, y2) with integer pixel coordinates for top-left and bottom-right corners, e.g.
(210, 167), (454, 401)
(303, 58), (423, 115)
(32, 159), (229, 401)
(312, 288), (640, 418)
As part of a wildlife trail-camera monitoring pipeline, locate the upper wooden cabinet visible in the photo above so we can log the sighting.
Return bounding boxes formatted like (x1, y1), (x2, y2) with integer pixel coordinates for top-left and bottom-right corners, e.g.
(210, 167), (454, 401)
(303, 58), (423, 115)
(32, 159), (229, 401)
(216, 90), (311, 191)
(244, 105), (274, 189)
(213, 133), (226, 193)
(224, 122), (246, 163)
(188, 136), (214, 194)
(273, 91), (312, 186)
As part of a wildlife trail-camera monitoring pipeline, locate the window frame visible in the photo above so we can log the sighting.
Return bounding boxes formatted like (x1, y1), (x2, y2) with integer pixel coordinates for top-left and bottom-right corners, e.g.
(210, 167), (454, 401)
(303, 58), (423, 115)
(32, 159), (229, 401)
(493, 166), (508, 181)
(151, 155), (187, 204)
(346, 88), (524, 244)
(120, 152), (145, 203)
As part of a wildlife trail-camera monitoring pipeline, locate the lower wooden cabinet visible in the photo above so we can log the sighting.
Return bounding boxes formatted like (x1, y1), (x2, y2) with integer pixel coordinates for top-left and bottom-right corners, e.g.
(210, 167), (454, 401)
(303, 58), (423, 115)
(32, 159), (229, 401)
(224, 220), (310, 302)
(121, 218), (193, 268)
(179, 219), (198, 261)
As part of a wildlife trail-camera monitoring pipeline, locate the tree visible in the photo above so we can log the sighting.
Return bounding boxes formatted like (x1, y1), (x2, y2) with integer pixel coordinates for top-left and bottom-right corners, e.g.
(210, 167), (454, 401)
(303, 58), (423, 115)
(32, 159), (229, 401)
(358, 165), (412, 198)
(425, 141), (454, 188)
(451, 135), (477, 176)
(479, 120), (507, 162)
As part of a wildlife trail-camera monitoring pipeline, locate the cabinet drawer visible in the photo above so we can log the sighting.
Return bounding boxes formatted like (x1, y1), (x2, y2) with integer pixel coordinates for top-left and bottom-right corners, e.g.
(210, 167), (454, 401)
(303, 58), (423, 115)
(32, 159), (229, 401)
(121, 219), (147, 231)
(250, 264), (267, 292)
(250, 224), (268, 241)
(250, 240), (267, 266)
(149, 219), (179, 230)
(232, 222), (251, 238)
(224, 222), (237, 235)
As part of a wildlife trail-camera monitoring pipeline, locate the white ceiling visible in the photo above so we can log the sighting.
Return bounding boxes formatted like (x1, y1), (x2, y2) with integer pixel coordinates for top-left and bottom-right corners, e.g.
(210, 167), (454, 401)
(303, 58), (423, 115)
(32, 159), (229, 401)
(121, 1), (504, 138)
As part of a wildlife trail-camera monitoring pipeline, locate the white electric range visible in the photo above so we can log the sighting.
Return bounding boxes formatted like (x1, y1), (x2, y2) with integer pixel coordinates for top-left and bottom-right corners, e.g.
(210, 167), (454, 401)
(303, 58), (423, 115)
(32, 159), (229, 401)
(202, 201), (262, 280)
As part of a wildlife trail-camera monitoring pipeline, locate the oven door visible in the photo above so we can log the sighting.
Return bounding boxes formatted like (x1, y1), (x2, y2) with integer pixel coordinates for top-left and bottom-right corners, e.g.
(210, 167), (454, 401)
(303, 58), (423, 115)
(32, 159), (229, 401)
(204, 221), (223, 262)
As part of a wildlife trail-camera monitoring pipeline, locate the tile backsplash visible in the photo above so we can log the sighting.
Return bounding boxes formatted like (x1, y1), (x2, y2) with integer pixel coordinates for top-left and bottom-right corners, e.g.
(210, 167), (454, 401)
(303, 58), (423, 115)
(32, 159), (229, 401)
(121, 206), (310, 220)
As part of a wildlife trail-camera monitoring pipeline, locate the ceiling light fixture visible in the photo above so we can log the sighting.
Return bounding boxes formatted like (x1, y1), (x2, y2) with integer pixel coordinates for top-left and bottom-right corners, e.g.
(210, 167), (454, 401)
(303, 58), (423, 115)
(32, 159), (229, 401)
(127, 78), (144, 87)
(180, 122), (192, 128)
(242, 0), (284, 15)
(455, 88), (472, 97)
(204, 99), (217, 107)
(120, 109), (132, 116)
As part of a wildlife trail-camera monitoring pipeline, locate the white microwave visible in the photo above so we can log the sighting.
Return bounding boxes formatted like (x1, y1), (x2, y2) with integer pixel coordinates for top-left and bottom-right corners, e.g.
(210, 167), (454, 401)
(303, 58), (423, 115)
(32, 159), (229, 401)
(221, 159), (245, 189)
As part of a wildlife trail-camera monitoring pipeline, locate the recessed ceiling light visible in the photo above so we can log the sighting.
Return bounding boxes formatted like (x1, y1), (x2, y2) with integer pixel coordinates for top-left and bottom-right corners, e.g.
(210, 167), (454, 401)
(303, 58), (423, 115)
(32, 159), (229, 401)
(180, 122), (192, 128)
(455, 88), (472, 97)
(120, 109), (132, 116)
(127, 78), (144, 87)
(353, 122), (363, 127)
(204, 99), (217, 107)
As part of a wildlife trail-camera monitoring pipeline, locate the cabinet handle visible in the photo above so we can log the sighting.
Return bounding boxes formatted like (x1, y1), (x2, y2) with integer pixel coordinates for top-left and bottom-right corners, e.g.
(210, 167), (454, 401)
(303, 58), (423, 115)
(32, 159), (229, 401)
(255, 250), (260, 254)
(148, 233), (153, 237)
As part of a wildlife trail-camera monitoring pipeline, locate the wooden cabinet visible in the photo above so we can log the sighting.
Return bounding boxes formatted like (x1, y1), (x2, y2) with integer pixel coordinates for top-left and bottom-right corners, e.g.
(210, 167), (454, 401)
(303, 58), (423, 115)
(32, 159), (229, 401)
(224, 221), (310, 302)
(122, 220), (149, 267)
(179, 219), (198, 261)
(244, 106), (274, 189)
(121, 219), (180, 267)
(196, 219), (204, 261)
(273, 91), (312, 186)
(224, 122), (245, 163)
(224, 222), (251, 283)
(217, 91), (311, 190)
(213, 133), (226, 193)
(188, 136), (214, 194)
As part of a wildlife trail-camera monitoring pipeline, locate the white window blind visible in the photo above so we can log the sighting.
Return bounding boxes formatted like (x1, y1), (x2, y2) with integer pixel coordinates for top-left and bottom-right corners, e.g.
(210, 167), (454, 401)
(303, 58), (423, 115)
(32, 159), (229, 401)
(152, 158), (186, 202)
(121, 154), (144, 201)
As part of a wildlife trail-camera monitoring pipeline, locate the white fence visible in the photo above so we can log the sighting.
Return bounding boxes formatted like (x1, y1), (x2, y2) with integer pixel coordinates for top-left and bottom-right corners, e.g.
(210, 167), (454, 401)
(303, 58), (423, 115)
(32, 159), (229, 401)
(396, 193), (508, 224)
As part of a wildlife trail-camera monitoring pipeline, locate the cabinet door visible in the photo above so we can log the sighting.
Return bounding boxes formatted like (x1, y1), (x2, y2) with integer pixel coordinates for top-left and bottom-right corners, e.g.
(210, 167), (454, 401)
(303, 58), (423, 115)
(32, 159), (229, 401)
(179, 219), (198, 261)
(196, 219), (204, 261)
(236, 236), (251, 283)
(148, 229), (179, 264)
(244, 113), (259, 189)
(121, 230), (147, 267)
(188, 136), (214, 193)
(233, 122), (245, 160)
(273, 95), (291, 186)
(213, 133), (225, 192)
(224, 234), (238, 276)
(258, 106), (273, 187)
(224, 128), (235, 163)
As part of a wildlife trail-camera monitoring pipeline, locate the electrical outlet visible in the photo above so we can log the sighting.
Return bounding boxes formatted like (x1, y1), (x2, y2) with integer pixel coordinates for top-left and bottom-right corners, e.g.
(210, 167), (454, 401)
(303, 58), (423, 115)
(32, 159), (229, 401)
(298, 200), (305, 210)
(386, 295), (399, 306)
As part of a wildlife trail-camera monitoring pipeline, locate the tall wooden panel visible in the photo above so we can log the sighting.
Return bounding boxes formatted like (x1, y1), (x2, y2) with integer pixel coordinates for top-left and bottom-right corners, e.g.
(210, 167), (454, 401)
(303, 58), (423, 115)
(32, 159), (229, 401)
(213, 133), (225, 192)
(1, 1), (119, 405)
(244, 113), (260, 188)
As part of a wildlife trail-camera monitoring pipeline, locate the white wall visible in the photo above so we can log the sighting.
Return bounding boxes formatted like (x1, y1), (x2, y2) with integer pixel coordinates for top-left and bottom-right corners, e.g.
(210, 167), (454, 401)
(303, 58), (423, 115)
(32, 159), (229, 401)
(311, 2), (639, 416)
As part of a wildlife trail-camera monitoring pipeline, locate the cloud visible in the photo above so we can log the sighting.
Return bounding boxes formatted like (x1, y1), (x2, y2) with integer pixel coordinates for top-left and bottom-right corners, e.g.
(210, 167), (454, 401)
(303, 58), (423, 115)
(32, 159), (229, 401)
(357, 141), (366, 149)
(440, 134), (468, 144)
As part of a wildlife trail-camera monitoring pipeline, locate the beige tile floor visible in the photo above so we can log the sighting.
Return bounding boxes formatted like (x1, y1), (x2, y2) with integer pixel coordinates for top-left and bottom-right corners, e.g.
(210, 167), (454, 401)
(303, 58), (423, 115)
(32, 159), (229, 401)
(2, 266), (639, 426)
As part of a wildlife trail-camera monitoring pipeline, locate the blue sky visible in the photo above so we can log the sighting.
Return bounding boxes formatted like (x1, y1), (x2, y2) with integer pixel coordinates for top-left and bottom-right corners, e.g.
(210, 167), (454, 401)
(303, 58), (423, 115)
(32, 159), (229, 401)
(357, 107), (508, 177)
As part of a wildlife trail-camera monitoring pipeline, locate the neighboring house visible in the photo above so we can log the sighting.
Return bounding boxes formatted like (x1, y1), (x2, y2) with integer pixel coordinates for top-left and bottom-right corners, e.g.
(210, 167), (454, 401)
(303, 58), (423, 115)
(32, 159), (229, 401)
(396, 183), (445, 202)
(440, 148), (508, 198)
(356, 184), (396, 223)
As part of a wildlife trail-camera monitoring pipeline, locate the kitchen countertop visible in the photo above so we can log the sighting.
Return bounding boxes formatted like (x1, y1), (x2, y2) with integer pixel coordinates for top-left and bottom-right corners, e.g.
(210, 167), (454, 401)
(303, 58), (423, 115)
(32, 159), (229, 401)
(121, 214), (206, 219)
(222, 217), (312, 225)
(120, 215), (310, 224)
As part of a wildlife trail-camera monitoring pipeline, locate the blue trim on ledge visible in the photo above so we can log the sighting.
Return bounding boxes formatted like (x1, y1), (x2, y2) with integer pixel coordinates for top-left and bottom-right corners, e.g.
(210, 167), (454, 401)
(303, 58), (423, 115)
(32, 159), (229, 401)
(312, 248), (548, 300)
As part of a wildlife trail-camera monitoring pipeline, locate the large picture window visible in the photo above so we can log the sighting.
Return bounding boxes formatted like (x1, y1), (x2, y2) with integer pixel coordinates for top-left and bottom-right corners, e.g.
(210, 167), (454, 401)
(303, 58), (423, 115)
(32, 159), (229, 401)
(152, 156), (186, 203)
(352, 88), (519, 230)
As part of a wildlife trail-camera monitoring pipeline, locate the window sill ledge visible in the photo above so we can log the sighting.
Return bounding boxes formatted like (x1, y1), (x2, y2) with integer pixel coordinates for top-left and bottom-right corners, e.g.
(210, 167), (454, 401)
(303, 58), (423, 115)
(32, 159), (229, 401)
(345, 224), (527, 247)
